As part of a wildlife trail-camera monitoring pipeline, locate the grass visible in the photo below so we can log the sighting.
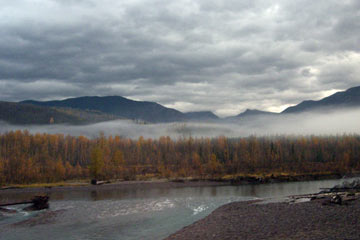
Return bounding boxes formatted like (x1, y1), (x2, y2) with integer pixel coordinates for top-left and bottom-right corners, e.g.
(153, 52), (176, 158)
(1, 171), (351, 189)
(220, 171), (342, 181)
(1, 180), (90, 189)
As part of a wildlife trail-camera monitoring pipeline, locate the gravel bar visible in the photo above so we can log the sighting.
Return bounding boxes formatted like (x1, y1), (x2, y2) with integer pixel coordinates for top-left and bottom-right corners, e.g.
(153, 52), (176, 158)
(165, 199), (360, 240)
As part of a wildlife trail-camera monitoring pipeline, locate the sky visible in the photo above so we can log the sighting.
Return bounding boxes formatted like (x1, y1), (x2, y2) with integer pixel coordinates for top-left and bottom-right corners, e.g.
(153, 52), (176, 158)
(1, 0), (360, 117)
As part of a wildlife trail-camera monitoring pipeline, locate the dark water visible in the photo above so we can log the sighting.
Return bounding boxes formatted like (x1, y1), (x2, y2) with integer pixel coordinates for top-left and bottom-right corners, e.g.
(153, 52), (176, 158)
(0, 178), (356, 240)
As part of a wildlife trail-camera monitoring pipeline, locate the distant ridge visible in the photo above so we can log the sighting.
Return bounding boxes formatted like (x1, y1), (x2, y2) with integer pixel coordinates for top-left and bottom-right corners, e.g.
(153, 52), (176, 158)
(22, 96), (186, 123)
(236, 109), (277, 118)
(225, 109), (278, 121)
(0, 101), (116, 125)
(225, 85), (360, 120)
(282, 86), (360, 114)
(184, 111), (219, 121)
(0, 85), (358, 125)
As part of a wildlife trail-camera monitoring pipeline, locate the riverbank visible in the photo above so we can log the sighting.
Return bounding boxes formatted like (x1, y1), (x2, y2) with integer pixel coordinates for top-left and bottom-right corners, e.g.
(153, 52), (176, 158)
(2, 178), (359, 240)
(165, 198), (360, 240)
(0, 179), (229, 196)
(1, 172), (354, 193)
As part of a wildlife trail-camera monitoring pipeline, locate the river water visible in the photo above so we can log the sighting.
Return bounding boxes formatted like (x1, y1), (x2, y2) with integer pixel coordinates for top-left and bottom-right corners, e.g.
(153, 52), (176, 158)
(0, 178), (356, 240)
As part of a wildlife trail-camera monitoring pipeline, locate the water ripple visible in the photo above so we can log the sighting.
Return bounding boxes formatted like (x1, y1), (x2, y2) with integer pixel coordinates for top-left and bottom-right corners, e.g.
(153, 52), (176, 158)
(97, 198), (175, 219)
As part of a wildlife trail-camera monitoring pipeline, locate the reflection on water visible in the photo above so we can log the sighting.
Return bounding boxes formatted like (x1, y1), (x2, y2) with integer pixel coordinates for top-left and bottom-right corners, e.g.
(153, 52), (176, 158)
(0, 178), (357, 240)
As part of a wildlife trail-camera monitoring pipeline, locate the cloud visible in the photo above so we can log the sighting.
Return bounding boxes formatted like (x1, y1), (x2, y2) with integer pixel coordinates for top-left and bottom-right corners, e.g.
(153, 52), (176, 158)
(1, 0), (360, 116)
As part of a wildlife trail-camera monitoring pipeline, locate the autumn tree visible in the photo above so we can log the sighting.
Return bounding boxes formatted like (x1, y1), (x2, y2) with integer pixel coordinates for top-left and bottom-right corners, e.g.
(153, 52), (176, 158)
(111, 150), (126, 179)
(206, 153), (224, 178)
(89, 146), (104, 180)
(0, 131), (359, 184)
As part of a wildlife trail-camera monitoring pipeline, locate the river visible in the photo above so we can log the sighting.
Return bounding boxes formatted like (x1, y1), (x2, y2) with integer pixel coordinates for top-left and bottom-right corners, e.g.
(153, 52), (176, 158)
(0, 178), (355, 240)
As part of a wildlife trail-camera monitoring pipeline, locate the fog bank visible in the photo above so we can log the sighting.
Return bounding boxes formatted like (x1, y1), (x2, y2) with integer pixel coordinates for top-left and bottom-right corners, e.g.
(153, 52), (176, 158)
(1, 109), (360, 139)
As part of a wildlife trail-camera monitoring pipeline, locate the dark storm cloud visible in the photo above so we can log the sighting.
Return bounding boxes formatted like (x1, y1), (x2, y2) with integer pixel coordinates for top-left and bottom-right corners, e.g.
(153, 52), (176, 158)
(1, 0), (360, 116)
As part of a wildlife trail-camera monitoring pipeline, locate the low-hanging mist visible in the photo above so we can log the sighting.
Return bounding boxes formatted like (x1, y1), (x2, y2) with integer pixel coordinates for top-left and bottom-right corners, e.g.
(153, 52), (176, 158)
(1, 108), (360, 138)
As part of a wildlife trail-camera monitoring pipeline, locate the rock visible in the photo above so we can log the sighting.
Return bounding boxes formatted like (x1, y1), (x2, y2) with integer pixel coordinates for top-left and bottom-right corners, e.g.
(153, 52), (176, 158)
(23, 196), (49, 211)
(0, 207), (17, 214)
(330, 195), (342, 205)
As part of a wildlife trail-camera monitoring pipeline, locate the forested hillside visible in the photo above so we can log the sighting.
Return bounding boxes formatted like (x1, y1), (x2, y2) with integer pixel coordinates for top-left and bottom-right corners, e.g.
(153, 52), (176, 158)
(22, 96), (187, 123)
(0, 131), (359, 185)
(283, 86), (360, 113)
(0, 102), (118, 125)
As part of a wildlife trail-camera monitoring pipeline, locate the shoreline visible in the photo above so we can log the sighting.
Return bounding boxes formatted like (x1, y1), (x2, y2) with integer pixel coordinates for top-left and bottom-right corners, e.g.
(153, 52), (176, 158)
(165, 198), (360, 240)
(1, 172), (355, 193)
(2, 176), (359, 239)
(0, 179), (230, 195)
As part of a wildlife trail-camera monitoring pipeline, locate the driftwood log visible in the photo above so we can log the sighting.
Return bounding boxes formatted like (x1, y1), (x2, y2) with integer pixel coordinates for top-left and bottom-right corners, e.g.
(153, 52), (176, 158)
(0, 195), (49, 211)
(289, 179), (360, 205)
(91, 179), (110, 185)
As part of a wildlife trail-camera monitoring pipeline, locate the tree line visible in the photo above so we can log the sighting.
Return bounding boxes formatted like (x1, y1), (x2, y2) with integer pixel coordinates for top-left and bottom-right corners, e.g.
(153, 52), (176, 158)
(0, 130), (359, 185)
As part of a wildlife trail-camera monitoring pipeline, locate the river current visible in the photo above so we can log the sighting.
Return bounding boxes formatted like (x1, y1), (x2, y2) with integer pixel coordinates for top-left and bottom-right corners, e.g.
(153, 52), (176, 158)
(0, 178), (355, 240)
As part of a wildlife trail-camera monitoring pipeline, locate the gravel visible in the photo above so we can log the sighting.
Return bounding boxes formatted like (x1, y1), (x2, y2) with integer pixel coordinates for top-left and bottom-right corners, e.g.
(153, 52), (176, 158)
(165, 199), (360, 240)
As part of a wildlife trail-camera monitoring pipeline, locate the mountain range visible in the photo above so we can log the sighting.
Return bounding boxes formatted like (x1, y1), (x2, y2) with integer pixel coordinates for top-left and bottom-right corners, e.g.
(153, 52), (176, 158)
(0, 86), (359, 125)
(22, 96), (186, 123)
(228, 86), (360, 120)
(282, 86), (360, 114)
(0, 101), (119, 125)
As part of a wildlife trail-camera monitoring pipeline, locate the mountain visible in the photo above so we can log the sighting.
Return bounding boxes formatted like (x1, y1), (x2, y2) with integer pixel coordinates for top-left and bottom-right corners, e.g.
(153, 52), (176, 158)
(184, 111), (219, 121)
(236, 109), (277, 118)
(22, 96), (186, 123)
(226, 109), (278, 121)
(0, 101), (116, 125)
(3, 85), (359, 125)
(282, 86), (360, 114)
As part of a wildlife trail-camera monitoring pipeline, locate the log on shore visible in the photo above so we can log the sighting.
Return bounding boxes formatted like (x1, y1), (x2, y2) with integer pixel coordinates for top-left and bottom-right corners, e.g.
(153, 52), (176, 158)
(0, 195), (49, 211)
(91, 179), (110, 185)
(289, 191), (360, 205)
(0, 200), (33, 207)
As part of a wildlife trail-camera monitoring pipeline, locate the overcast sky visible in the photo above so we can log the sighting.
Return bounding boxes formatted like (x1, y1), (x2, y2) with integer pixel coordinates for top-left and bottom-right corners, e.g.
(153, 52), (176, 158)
(1, 0), (360, 116)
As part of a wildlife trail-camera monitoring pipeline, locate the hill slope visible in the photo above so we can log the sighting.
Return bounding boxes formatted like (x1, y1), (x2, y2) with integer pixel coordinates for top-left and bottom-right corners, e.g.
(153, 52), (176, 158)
(0, 102), (81, 124)
(283, 86), (360, 114)
(5, 85), (360, 124)
(22, 96), (186, 123)
(184, 111), (219, 121)
(226, 109), (278, 122)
